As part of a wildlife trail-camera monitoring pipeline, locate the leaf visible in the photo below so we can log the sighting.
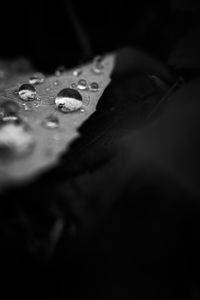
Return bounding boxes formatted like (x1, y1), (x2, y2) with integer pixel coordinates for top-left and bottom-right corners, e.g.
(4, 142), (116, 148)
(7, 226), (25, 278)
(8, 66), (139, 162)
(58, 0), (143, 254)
(0, 48), (173, 257)
(0, 55), (115, 190)
(120, 77), (200, 196)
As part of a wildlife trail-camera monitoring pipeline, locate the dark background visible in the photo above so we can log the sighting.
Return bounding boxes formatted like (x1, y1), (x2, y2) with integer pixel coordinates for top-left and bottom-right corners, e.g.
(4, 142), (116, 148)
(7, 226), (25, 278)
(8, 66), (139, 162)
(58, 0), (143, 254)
(0, 0), (199, 71)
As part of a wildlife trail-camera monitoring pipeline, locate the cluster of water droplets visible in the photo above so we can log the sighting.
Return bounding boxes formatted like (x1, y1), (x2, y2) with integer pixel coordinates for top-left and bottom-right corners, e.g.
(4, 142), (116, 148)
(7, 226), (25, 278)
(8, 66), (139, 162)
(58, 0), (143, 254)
(0, 55), (106, 159)
(53, 56), (104, 113)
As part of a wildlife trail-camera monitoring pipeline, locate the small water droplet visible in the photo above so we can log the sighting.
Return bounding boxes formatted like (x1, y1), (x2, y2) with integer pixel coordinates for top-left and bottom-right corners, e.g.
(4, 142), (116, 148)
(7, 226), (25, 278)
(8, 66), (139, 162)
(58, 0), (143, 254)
(0, 123), (35, 158)
(71, 83), (77, 89)
(55, 88), (83, 113)
(43, 115), (59, 129)
(73, 68), (82, 77)
(89, 82), (99, 92)
(1, 115), (20, 123)
(18, 84), (37, 101)
(29, 74), (45, 85)
(22, 103), (33, 111)
(55, 66), (66, 76)
(77, 79), (88, 90)
(92, 64), (104, 74)
(46, 87), (51, 92)
(80, 108), (85, 113)
(91, 56), (104, 74)
(54, 80), (59, 86)
(0, 100), (19, 116)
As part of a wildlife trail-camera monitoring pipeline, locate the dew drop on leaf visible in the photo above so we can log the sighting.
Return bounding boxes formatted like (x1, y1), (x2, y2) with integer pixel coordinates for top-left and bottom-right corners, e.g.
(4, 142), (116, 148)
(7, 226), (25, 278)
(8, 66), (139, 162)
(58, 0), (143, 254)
(71, 83), (77, 89)
(42, 114), (59, 129)
(91, 56), (104, 74)
(18, 84), (37, 101)
(22, 102), (33, 111)
(55, 88), (83, 113)
(0, 100), (19, 117)
(54, 80), (59, 86)
(29, 74), (45, 85)
(73, 68), (82, 77)
(89, 82), (99, 92)
(0, 122), (35, 158)
(2, 115), (20, 123)
(77, 79), (88, 90)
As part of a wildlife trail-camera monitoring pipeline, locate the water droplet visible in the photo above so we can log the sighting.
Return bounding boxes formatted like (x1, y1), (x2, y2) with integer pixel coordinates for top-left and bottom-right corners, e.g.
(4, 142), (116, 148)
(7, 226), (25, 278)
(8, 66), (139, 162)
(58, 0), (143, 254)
(77, 79), (88, 90)
(29, 74), (45, 85)
(54, 80), (59, 86)
(55, 66), (66, 76)
(92, 56), (104, 74)
(0, 100), (19, 116)
(34, 103), (39, 108)
(92, 64), (104, 74)
(18, 84), (37, 101)
(73, 69), (82, 77)
(0, 123), (35, 158)
(46, 87), (51, 92)
(43, 115), (59, 129)
(2, 115), (20, 123)
(80, 108), (85, 113)
(71, 83), (77, 89)
(89, 82), (99, 92)
(22, 103), (33, 111)
(55, 88), (83, 113)
(0, 101), (21, 124)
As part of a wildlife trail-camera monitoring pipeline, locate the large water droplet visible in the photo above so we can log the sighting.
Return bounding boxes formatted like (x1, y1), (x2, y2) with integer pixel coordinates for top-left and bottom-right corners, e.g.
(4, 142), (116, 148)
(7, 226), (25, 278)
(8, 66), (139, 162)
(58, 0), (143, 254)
(89, 82), (99, 92)
(43, 115), (59, 129)
(29, 74), (45, 85)
(55, 88), (83, 113)
(18, 84), (37, 101)
(73, 69), (82, 77)
(0, 123), (35, 158)
(77, 79), (88, 90)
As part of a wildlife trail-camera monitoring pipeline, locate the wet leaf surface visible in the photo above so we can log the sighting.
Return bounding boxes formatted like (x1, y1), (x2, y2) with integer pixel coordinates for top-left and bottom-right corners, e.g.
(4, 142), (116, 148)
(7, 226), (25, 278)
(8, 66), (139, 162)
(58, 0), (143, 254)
(0, 55), (115, 189)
